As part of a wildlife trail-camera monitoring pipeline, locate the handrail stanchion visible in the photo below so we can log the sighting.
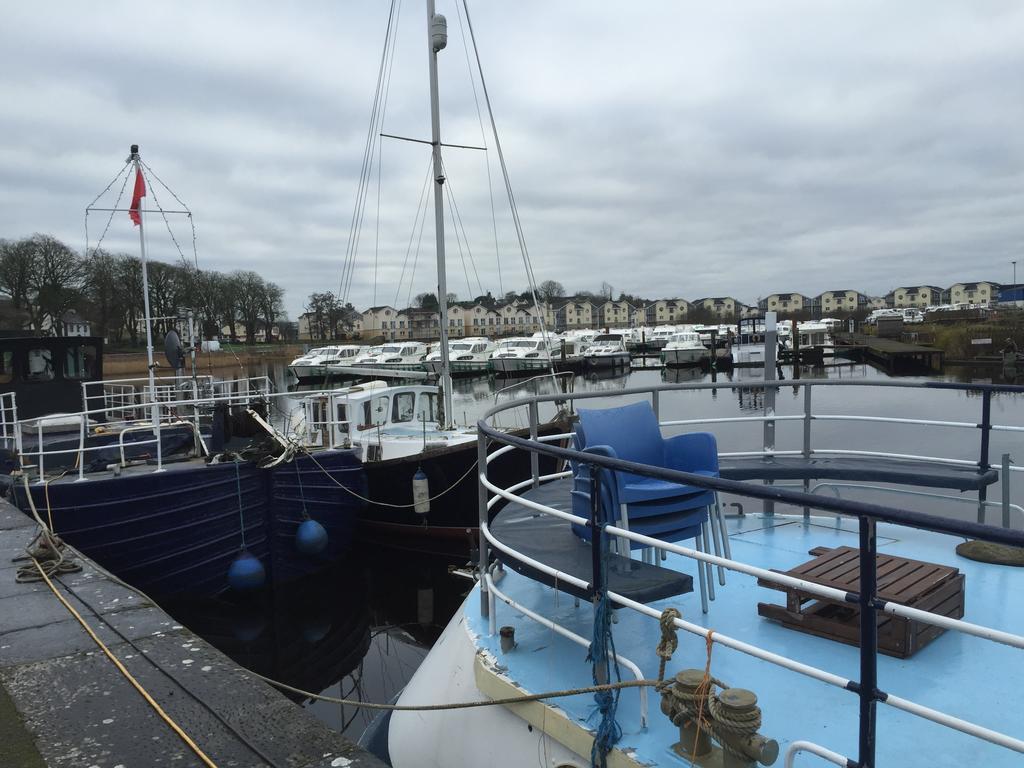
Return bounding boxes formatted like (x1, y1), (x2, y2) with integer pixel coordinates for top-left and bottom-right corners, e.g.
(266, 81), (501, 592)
(978, 389), (992, 523)
(478, 434), (490, 618)
(37, 421), (44, 483)
(802, 383), (813, 519)
(857, 515), (879, 768)
(652, 389), (659, 422)
(1002, 453), (1011, 529)
(763, 313), (778, 516)
(528, 401), (539, 489)
(588, 462), (608, 673)
(77, 414), (86, 481)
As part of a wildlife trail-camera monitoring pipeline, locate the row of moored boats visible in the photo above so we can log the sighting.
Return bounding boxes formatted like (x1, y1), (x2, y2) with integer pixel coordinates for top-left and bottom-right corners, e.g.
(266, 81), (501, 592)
(290, 318), (843, 379)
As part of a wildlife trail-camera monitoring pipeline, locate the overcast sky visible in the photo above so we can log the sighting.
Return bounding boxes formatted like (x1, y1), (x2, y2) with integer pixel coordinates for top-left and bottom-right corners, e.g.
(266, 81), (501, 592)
(2, 1), (1022, 317)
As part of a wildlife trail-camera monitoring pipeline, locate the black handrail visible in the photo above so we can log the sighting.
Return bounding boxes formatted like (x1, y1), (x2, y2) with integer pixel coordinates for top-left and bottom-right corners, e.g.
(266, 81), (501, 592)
(479, 424), (1024, 548)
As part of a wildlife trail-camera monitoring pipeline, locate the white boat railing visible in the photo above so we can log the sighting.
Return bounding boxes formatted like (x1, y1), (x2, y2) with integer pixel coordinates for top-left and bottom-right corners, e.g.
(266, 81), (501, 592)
(0, 392), (20, 454)
(15, 380), (334, 481)
(477, 378), (1024, 765)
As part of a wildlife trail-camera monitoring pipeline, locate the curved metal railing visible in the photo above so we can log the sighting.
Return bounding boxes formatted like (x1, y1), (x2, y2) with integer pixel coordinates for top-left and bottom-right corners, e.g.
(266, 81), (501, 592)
(475, 378), (1024, 767)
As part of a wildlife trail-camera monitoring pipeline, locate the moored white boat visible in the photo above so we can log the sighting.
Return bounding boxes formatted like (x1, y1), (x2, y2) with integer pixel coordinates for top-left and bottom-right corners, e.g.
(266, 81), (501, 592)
(582, 333), (630, 370)
(489, 337), (553, 376)
(661, 330), (711, 367)
(423, 337), (495, 376)
(353, 342), (428, 371)
(289, 344), (366, 380)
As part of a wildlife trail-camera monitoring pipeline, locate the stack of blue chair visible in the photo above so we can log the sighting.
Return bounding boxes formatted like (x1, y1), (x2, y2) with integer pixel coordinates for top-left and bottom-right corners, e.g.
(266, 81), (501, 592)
(569, 400), (730, 613)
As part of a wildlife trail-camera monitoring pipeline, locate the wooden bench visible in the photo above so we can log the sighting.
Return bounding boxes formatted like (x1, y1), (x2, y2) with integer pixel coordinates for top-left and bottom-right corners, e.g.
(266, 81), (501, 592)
(757, 545), (965, 658)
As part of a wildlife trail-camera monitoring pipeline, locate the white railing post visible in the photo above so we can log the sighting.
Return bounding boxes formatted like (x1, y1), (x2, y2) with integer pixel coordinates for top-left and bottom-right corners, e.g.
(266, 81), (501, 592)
(77, 413), (86, 481)
(528, 401), (539, 488)
(36, 422), (44, 483)
(1002, 453), (1012, 529)
(803, 384), (813, 519)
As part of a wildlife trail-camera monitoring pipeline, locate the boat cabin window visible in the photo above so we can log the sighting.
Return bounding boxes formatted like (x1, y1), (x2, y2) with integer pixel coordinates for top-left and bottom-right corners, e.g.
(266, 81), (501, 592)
(392, 391), (416, 423)
(417, 392), (439, 423)
(0, 350), (12, 384)
(25, 348), (54, 381)
(334, 404), (349, 433)
(65, 343), (98, 380)
(362, 395), (390, 428)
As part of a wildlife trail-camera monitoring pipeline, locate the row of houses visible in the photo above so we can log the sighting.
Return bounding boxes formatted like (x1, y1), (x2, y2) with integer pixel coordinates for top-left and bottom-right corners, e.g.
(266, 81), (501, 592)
(757, 283), (1000, 314)
(298, 282), (1004, 341)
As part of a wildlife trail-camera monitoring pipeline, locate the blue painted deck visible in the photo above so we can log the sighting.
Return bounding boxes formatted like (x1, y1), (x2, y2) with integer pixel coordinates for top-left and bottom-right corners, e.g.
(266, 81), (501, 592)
(468, 493), (1024, 766)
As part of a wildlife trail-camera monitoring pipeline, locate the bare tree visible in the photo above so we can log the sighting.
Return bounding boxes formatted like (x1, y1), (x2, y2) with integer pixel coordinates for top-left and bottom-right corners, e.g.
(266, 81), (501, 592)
(28, 235), (85, 335)
(0, 238), (37, 313)
(537, 280), (565, 302)
(231, 270), (266, 344)
(260, 282), (284, 342)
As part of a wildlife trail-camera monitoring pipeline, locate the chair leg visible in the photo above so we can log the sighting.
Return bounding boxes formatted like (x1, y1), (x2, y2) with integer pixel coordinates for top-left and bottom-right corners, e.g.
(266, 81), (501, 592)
(695, 532), (708, 614)
(709, 502), (727, 586)
(715, 493), (732, 561)
(617, 504), (632, 564)
(702, 522), (716, 602)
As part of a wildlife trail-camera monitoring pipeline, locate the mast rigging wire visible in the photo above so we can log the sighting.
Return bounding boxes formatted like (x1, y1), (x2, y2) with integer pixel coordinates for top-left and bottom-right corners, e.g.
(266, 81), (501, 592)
(84, 163), (133, 259)
(452, 0), (503, 296)
(338, 0), (402, 304)
(461, 0), (556, 376)
(393, 156), (435, 309)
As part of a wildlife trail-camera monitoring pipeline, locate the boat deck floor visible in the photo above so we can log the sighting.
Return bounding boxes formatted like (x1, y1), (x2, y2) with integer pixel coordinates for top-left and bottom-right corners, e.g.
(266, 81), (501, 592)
(467, 481), (1024, 766)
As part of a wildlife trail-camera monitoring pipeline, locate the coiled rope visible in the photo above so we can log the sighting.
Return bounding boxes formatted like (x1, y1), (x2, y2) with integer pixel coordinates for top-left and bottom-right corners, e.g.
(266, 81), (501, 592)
(13, 474), (82, 583)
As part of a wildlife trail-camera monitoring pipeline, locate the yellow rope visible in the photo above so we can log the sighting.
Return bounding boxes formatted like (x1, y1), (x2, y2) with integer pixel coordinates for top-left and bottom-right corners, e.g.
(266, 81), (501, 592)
(30, 558), (218, 768)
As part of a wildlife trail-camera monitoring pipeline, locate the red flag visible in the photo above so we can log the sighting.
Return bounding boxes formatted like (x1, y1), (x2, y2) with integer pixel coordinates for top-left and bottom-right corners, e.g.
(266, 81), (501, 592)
(129, 167), (146, 226)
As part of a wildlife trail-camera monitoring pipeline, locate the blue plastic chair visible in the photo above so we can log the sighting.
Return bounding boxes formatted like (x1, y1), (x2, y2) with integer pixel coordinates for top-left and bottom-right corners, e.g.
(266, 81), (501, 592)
(569, 401), (729, 613)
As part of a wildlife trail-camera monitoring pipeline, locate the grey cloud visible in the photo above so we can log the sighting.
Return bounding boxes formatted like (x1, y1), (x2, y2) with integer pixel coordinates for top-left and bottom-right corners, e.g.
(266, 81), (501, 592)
(1, 0), (1023, 318)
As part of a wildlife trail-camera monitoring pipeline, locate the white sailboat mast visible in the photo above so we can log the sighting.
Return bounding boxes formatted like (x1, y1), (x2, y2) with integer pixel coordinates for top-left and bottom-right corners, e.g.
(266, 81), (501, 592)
(426, 0), (454, 428)
(129, 144), (163, 469)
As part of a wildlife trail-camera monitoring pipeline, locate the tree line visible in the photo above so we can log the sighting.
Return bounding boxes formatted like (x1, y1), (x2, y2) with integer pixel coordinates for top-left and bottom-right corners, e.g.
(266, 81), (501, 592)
(0, 234), (291, 344)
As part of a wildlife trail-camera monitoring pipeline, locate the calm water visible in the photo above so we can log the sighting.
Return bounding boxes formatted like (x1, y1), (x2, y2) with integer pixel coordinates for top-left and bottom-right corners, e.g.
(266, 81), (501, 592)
(163, 358), (1024, 743)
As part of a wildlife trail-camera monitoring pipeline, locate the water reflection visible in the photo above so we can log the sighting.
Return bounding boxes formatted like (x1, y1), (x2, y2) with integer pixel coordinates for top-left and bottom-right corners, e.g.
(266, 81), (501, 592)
(163, 548), (469, 738)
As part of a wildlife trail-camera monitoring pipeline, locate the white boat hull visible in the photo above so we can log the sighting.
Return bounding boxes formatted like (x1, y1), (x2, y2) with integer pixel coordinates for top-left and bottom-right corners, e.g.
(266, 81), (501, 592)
(583, 352), (630, 370)
(489, 357), (552, 375)
(661, 347), (709, 367)
(387, 604), (584, 768)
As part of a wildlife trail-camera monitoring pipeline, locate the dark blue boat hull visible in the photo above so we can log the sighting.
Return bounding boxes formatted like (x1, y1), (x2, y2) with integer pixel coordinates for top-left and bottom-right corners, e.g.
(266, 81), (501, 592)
(9, 449), (365, 598)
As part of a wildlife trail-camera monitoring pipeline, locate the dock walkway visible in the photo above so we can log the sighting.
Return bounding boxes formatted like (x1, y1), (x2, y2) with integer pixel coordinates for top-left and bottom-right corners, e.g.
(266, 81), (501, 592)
(0, 501), (385, 768)
(834, 332), (944, 372)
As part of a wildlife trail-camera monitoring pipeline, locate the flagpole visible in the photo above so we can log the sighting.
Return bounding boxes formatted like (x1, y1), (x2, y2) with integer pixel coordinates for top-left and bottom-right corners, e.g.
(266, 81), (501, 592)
(129, 144), (163, 471)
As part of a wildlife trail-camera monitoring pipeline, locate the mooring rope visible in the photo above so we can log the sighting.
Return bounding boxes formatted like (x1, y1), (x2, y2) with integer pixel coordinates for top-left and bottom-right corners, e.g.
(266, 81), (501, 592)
(27, 557), (219, 767)
(12, 475), (82, 583)
(251, 670), (662, 711)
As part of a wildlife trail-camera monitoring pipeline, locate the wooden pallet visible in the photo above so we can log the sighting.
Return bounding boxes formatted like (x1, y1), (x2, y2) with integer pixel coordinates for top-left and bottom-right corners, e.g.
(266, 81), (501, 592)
(757, 545), (965, 659)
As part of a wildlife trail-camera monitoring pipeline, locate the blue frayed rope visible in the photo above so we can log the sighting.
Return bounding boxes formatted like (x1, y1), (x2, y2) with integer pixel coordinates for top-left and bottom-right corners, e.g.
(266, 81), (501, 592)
(586, 522), (622, 768)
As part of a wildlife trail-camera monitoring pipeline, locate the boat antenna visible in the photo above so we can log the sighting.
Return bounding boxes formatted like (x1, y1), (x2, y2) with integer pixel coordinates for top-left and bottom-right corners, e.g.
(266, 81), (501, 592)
(426, 0), (454, 428)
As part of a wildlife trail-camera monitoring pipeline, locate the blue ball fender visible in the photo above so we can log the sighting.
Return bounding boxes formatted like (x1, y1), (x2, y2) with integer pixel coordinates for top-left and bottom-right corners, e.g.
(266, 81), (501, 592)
(227, 551), (266, 591)
(295, 518), (329, 556)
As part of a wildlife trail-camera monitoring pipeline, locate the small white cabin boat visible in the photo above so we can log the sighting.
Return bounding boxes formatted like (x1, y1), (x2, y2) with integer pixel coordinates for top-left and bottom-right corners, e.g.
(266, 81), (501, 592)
(489, 337), (552, 376)
(288, 345), (364, 380)
(582, 333), (630, 371)
(661, 331), (710, 367)
(423, 337), (495, 376)
(353, 342), (428, 371)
